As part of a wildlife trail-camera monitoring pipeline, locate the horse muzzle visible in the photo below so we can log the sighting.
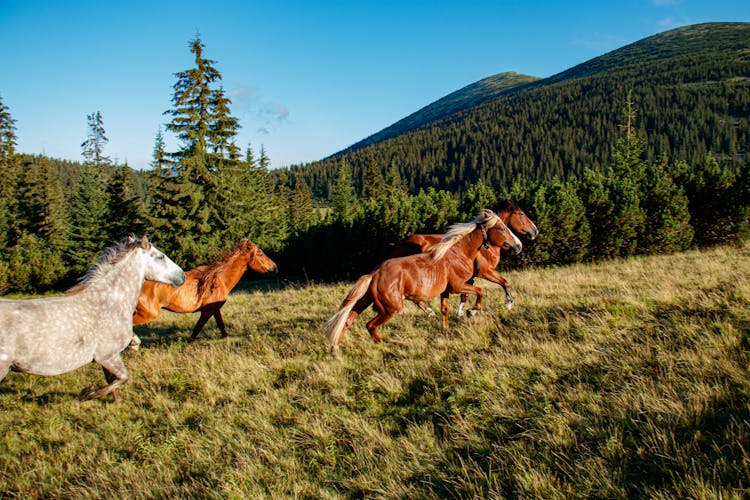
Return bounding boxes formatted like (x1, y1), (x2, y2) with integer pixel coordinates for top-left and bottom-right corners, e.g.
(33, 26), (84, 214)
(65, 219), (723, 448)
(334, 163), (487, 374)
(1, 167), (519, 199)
(171, 271), (186, 287)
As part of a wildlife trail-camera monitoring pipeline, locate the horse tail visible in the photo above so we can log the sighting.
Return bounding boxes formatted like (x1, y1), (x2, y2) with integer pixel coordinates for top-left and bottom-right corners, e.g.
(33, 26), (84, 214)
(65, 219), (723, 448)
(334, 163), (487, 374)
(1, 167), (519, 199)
(326, 274), (373, 352)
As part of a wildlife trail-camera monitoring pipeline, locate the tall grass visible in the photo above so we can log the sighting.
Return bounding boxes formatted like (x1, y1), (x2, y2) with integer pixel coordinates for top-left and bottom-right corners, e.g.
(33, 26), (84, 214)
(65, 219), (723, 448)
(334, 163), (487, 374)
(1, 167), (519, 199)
(1, 243), (748, 498)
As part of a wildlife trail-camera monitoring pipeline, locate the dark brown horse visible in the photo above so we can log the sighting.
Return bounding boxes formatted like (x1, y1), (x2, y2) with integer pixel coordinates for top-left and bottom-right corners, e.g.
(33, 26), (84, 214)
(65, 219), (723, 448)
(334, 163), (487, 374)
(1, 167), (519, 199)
(133, 238), (277, 342)
(326, 210), (522, 353)
(388, 199), (538, 315)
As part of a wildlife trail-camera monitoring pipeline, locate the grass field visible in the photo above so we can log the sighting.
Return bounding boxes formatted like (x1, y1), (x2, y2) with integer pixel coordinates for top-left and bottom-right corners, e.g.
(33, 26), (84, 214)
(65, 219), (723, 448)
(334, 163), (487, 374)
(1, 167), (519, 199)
(1, 242), (748, 498)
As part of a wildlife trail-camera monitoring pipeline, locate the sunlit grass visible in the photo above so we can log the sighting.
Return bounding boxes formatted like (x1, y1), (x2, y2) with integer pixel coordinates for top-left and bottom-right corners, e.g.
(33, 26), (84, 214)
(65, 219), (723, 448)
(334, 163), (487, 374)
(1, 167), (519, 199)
(1, 242), (748, 498)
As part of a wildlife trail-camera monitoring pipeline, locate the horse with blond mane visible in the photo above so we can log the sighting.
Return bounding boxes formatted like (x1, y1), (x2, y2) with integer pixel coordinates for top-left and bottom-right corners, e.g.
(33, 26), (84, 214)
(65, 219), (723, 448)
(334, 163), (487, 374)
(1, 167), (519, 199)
(326, 210), (522, 353)
(388, 199), (538, 315)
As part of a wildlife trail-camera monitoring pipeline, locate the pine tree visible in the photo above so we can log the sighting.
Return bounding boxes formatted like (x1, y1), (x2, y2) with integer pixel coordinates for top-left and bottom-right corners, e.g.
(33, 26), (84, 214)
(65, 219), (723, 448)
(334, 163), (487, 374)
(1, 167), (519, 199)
(164, 35), (221, 159)
(331, 160), (358, 221)
(385, 159), (407, 194)
(527, 179), (590, 265)
(105, 165), (149, 241)
(362, 155), (384, 200)
(459, 178), (497, 220)
(209, 87), (241, 160)
(639, 156), (693, 253)
(0, 95), (18, 251)
(81, 111), (111, 171)
(8, 156), (68, 289)
(156, 34), (227, 264)
(66, 166), (109, 273)
(287, 177), (317, 236)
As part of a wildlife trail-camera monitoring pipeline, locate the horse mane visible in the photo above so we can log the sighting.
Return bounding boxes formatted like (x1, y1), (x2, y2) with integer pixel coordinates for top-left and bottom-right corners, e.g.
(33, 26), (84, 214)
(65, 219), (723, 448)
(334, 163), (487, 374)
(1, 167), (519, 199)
(430, 209), (500, 261)
(196, 239), (255, 296)
(496, 198), (519, 215)
(67, 235), (143, 294)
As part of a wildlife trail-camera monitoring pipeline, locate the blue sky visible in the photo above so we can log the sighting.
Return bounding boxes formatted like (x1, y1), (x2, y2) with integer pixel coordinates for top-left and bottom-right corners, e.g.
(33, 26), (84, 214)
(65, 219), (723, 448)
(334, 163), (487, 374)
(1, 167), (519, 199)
(1, 1), (748, 170)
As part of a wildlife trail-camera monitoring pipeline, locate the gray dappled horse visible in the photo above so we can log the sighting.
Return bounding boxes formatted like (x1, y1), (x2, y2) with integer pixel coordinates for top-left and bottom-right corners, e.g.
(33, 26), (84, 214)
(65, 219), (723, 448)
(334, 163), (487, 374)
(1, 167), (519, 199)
(0, 235), (184, 402)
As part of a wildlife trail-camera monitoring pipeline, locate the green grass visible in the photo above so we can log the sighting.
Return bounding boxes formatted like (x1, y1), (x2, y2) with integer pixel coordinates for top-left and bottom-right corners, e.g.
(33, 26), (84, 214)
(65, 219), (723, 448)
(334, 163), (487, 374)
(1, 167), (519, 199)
(1, 243), (749, 498)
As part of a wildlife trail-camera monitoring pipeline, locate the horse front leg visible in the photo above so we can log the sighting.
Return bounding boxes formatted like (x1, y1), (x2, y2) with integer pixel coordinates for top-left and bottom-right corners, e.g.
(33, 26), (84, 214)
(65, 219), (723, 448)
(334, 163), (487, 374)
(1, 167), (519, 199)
(457, 277), (476, 317)
(412, 300), (437, 317)
(78, 354), (129, 402)
(480, 269), (513, 310)
(451, 283), (484, 317)
(188, 308), (214, 343)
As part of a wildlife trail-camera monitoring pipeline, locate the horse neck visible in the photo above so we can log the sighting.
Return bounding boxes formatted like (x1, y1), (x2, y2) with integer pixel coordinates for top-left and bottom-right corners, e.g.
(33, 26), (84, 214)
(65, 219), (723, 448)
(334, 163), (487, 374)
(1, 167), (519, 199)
(451, 227), (487, 262)
(83, 250), (146, 315)
(218, 249), (253, 287)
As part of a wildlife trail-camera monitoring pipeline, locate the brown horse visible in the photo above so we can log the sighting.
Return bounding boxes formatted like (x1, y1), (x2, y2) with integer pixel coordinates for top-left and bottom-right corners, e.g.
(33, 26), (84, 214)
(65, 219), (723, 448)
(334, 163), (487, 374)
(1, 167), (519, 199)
(327, 210), (522, 353)
(133, 238), (277, 343)
(388, 199), (538, 315)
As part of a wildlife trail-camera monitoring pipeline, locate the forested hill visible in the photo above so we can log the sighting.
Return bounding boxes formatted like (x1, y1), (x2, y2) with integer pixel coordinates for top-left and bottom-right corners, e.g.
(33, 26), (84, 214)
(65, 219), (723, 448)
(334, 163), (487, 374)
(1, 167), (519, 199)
(279, 22), (750, 198)
(342, 71), (540, 152)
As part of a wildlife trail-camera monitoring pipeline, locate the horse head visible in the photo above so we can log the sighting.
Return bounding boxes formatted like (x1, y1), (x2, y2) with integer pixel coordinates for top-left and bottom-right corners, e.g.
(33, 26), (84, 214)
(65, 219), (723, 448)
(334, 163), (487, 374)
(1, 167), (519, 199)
(486, 217), (523, 254)
(241, 239), (278, 275)
(497, 199), (539, 240)
(140, 236), (185, 287)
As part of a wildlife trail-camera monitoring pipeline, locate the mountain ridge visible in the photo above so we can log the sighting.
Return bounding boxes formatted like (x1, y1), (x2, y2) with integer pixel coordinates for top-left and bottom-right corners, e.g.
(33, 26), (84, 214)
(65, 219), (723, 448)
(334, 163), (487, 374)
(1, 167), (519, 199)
(282, 22), (750, 198)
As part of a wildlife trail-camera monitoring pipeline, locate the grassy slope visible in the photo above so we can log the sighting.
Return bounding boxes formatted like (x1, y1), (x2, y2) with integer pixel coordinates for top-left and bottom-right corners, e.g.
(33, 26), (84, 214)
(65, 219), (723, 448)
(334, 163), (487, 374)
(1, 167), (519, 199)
(0, 243), (748, 498)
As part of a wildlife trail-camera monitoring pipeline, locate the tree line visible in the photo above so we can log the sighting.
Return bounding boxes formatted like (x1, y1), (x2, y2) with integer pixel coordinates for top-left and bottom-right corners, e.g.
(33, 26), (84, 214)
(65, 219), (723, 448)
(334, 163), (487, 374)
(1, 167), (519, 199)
(0, 36), (747, 293)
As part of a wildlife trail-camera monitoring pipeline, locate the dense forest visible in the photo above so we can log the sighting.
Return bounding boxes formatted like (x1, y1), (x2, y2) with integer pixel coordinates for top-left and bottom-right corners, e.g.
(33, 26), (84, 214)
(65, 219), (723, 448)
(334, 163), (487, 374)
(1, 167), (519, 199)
(0, 24), (748, 293)
(279, 23), (750, 198)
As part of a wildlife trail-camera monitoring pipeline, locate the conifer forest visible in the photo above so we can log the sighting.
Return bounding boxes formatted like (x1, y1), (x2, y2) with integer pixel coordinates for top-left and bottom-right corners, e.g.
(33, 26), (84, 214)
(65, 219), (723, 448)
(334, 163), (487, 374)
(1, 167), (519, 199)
(0, 23), (748, 293)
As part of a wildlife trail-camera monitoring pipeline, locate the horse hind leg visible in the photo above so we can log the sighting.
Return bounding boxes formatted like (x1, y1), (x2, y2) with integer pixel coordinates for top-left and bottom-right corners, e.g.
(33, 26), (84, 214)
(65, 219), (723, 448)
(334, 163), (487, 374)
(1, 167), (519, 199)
(366, 294), (402, 342)
(188, 308), (215, 343)
(213, 307), (228, 339)
(78, 354), (129, 402)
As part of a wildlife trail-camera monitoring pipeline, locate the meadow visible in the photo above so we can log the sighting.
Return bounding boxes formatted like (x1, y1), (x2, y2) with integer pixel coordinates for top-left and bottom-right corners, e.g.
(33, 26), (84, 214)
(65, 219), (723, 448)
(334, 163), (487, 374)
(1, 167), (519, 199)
(0, 242), (748, 499)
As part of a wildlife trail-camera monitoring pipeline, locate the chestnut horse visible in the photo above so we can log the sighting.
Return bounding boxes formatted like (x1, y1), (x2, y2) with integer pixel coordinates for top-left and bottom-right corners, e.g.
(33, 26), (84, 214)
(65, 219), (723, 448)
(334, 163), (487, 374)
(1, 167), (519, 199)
(388, 199), (538, 315)
(133, 238), (277, 343)
(327, 210), (522, 353)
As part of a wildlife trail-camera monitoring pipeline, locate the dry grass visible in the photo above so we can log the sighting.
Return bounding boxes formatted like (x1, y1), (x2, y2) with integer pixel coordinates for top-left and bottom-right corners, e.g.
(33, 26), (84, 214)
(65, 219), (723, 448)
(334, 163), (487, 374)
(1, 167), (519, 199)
(1, 242), (748, 498)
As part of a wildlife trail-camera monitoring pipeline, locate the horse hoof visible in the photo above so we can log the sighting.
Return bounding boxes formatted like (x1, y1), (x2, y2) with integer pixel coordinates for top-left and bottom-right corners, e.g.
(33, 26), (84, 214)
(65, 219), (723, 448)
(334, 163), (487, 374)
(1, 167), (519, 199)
(505, 301), (514, 310)
(77, 386), (96, 401)
(468, 309), (480, 317)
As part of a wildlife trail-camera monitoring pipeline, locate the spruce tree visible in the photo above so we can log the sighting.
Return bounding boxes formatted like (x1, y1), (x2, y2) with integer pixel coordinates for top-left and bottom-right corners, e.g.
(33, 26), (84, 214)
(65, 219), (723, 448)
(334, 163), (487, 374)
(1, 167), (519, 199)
(528, 179), (590, 265)
(362, 155), (384, 200)
(209, 87), (241, 160)
(459, 179), (497, 220)
(81, 111), (111, 171)
(0, 95), (18, 250)
(66, 166), (109, 274)
(157, 34), (227, 264)
(331, 160), (358, 221)
(639, 156), (693, 253)
(105, 165), (149, 241)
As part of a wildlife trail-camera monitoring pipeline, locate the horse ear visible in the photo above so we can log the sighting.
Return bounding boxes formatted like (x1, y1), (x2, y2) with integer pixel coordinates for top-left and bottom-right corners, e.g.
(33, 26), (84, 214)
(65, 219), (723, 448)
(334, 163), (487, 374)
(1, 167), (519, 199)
(140, 235), (151, 250)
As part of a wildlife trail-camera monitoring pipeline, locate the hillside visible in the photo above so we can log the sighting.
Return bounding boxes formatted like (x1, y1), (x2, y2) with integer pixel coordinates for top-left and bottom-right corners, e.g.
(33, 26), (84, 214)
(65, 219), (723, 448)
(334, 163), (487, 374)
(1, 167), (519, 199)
(343, 71), (540, 151)
(0, 243), (747, 497)
(280, 22), (750, 198)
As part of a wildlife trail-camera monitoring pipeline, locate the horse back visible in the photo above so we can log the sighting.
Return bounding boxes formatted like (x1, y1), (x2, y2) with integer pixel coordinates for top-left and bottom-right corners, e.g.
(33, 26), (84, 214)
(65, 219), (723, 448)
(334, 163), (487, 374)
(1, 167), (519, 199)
(387, 234), (442, 259)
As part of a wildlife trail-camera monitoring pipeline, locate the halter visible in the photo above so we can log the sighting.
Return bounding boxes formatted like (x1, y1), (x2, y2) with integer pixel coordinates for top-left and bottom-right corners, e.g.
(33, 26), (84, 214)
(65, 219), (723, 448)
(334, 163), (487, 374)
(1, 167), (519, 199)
(479, 224), (490, 250)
